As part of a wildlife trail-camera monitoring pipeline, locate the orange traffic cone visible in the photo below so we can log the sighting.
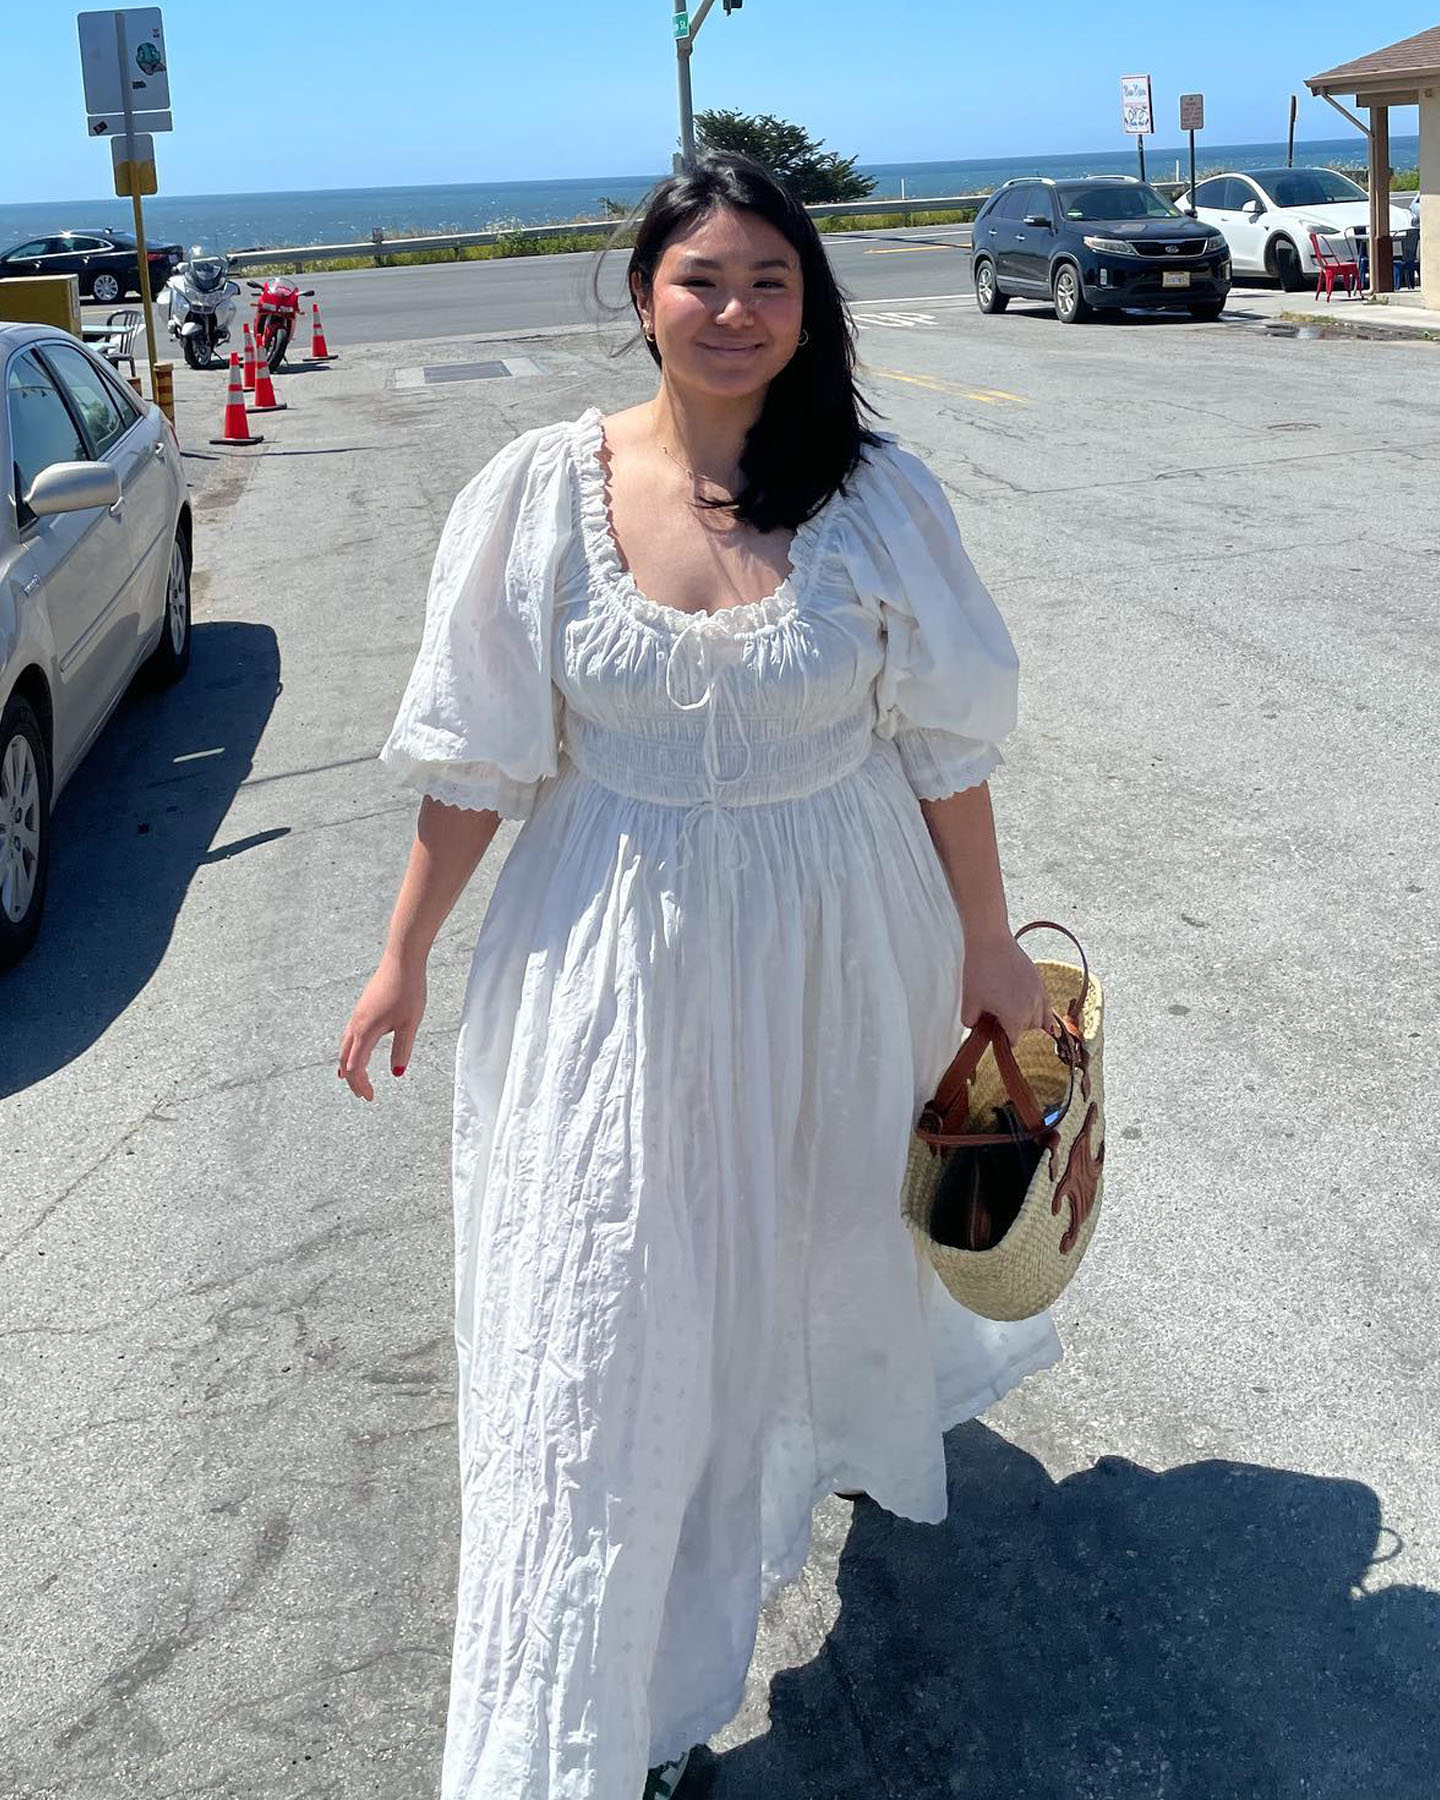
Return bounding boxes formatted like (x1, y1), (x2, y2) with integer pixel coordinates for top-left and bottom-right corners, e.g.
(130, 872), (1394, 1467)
(309, 302), (334, 360)
(249, 347), (286, 413)
(209, 353), (264, 446)
(241, 321), (257, 393)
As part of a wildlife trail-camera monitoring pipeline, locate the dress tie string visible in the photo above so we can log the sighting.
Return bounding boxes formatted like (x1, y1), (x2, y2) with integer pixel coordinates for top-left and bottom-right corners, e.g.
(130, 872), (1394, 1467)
(665, 616), (753, 879)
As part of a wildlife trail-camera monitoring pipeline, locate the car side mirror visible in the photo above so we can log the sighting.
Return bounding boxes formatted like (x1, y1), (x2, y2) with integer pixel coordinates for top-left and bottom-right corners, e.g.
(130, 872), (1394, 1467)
(1022, 213), (1052, 229)
(24, 461), (120, 519)
(1242, 199), (1265, 218)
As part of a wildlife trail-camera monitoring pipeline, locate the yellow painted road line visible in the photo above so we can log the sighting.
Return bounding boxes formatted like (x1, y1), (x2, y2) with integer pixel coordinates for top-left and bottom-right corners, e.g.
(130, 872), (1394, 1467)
(862, 245), (962, 255)
(866, 366), (1031, 406)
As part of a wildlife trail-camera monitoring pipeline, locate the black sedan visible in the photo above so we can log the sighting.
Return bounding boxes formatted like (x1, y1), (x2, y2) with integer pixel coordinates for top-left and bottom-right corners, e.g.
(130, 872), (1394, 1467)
(0, 230), (184, 305)
(972, 177), (1231, 323)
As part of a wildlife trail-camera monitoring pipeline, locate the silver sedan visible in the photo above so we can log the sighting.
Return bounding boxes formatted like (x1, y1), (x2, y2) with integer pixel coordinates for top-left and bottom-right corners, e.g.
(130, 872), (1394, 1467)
(1, 321), (192, 968)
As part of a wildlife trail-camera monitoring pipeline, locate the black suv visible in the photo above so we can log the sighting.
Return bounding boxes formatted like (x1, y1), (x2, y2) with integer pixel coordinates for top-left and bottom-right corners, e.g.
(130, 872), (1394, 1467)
(971, 177), (1231, 323)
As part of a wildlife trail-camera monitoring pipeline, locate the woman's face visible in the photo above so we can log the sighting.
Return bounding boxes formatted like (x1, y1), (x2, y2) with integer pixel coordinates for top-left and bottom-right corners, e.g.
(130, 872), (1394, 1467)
(637, 205), (806, 401)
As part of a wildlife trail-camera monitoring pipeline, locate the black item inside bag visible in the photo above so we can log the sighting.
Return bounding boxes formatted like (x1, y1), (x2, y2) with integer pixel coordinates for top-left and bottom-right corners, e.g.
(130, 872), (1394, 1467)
(928, 1103), (1049, 1253)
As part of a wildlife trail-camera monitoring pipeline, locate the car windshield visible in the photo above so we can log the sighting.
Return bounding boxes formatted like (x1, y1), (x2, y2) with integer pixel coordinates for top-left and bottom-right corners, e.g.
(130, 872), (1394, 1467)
(1056, 184), (1180, 221)
(1253, 169), (1367, 207)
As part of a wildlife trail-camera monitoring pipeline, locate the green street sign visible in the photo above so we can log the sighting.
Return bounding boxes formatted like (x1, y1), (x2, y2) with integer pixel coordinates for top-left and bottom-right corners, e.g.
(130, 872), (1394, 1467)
(673, 10), (690, 37)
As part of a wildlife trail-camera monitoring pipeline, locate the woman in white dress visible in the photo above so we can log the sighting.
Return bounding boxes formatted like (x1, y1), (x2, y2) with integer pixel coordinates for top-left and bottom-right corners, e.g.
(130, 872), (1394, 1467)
(339, 152), (1061, 1799)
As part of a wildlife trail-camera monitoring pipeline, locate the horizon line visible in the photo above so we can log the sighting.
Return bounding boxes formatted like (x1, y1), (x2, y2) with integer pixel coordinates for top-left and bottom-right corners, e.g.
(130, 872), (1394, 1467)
(0, 131), (1416, 214)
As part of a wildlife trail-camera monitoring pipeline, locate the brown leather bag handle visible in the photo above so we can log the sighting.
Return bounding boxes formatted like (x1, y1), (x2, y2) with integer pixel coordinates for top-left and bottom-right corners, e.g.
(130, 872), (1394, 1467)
(918, 1021), (1070, 1148)
(916, 920), (1090, 1148)
(1014, 919), (1090, 1026)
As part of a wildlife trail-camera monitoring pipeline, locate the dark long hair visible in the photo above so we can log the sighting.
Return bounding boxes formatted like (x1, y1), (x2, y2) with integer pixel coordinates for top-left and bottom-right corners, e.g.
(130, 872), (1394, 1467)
(593, 152), (884, 534)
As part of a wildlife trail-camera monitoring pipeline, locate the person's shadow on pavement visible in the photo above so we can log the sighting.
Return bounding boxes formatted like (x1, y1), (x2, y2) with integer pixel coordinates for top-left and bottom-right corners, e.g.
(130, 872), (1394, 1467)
(692, 1421), (1440, 1798)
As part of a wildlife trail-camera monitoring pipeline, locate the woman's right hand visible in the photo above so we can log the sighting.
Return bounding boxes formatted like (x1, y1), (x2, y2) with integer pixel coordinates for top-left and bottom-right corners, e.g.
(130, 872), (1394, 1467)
(338, 951), (427, 1102)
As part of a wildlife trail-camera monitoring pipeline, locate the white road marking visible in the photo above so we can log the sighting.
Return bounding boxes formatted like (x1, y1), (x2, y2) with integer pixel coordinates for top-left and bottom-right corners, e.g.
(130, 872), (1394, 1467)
(852, 291), (974, 307)
(855, 311), (940, 329)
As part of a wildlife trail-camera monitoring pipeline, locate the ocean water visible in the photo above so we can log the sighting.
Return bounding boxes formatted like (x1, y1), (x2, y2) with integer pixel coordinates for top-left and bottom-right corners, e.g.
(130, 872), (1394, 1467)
(0, 138), (1417, 255)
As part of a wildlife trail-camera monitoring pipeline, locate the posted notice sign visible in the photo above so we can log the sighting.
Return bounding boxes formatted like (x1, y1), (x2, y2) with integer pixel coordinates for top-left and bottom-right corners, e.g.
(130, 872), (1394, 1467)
(78, 9), (170, 119)
(112, 131), (157, 196)
(1180, 92), (1205, 132)
(1121, 74), (1154, 136)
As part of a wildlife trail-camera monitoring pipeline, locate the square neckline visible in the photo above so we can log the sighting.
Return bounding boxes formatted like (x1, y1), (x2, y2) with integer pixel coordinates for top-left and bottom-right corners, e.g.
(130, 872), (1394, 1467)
(574, 406), (833, 638)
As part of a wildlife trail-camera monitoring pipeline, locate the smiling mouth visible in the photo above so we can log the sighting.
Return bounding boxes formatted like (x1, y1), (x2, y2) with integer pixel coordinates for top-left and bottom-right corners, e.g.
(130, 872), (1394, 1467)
(700, 343), (762, 353)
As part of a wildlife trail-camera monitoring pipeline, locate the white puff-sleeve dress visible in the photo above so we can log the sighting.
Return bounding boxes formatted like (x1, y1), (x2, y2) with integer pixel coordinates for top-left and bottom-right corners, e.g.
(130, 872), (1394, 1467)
(380, 408), (1062, 1799)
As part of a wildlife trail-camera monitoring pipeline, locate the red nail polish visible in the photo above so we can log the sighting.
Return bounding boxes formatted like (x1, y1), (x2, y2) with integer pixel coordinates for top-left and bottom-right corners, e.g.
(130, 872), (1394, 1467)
(393, 1065), (406, 1078)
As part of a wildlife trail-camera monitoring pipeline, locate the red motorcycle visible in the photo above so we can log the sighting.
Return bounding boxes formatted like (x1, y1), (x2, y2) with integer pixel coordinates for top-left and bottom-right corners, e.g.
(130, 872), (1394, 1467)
(247, 277), (315, 372)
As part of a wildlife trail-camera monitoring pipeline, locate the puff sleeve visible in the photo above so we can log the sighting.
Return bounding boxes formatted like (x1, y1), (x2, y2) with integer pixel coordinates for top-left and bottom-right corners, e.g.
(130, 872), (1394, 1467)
(843, 438), (1019, 801)
(379, 424), (571, 818)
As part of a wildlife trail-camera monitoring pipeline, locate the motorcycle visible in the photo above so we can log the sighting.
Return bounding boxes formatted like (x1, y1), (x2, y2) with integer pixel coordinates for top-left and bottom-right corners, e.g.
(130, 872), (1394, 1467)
(162, 247), (240, 370)
(248, 277), (316, 373)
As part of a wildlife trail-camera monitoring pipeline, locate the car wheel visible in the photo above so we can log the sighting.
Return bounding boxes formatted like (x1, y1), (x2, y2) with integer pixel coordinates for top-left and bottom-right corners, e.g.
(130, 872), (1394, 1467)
(148, 526), (193, 685)
(1269, 236), (1305, 291)
(0, 693), (51, 970)
(1053, 262), (1090, 324)
(973, 259), (1008, 314)
(90, 271), (122, 304)
(1188, 302), (1226, 321)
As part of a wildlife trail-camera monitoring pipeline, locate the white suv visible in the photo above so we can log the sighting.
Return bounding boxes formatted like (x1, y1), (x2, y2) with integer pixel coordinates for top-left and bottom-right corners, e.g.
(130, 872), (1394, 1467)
(1179, 166), (1413, 289)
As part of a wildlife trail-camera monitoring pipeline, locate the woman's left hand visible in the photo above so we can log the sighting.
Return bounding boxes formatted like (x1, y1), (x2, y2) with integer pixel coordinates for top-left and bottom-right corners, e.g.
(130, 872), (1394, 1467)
(961, 928), (1051, 1045)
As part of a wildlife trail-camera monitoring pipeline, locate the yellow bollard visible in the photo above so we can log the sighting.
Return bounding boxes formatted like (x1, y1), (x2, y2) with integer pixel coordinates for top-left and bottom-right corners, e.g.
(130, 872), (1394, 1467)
(153, 361), (176, 431)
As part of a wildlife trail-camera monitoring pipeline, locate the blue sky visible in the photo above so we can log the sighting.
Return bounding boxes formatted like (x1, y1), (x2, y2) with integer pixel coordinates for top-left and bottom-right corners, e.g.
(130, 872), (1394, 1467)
(2, 1), (1425, 202)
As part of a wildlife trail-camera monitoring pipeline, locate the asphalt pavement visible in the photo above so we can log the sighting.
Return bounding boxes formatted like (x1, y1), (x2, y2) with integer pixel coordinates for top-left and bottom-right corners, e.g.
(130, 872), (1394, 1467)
(124, 225), (981, 346)
(6, 255), (1440, 1798)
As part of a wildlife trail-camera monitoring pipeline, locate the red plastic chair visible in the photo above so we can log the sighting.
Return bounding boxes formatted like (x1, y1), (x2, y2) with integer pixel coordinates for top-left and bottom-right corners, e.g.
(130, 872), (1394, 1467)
(1309, 231), (1360, 300)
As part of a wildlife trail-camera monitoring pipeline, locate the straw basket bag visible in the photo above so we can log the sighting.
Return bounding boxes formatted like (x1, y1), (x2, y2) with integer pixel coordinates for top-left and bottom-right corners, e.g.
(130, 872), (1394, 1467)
(901, 921), (1105, 1322)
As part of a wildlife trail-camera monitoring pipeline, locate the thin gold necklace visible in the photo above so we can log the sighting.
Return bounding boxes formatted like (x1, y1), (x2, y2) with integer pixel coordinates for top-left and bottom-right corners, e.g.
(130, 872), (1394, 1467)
(653, 409), (738, 496)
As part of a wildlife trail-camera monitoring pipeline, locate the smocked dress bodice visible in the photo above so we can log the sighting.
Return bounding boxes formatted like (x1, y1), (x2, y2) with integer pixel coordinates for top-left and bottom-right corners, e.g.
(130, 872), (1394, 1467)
(381, 406), (1021, 828)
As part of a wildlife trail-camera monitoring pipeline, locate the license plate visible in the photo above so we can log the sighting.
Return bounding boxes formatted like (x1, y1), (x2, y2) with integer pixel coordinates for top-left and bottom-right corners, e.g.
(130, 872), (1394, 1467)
(1162, 270), (1191, 288)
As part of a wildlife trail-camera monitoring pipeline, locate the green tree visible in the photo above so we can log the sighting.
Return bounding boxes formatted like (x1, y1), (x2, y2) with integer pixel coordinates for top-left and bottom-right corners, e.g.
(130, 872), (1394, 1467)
(693, 110), (876, 203)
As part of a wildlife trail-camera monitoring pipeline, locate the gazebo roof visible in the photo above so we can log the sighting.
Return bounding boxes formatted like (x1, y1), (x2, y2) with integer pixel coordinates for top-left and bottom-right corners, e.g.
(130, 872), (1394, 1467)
(1308, 25), (1440, 104)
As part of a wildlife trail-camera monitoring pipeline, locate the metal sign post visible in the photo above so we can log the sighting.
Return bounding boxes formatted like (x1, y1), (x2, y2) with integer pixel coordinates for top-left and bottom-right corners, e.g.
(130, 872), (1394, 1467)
(116, 14), (160, 394)
(1287, 94), (1298, 168)
(670, 0), (739, 169)
(77, 8), (171, 397)
(1121, 73), (1154, 182)
(1179, 93), (1204, 201)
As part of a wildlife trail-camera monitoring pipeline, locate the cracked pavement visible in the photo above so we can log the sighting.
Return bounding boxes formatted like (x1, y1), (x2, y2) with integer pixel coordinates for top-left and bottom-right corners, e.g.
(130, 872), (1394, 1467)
(3, 282), (1440, 1798)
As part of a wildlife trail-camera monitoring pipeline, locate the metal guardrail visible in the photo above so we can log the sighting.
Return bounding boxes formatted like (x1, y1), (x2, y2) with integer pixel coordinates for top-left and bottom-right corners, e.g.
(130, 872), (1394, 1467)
(224, 195), (996, 270)
(224, 186), (1417, 271)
